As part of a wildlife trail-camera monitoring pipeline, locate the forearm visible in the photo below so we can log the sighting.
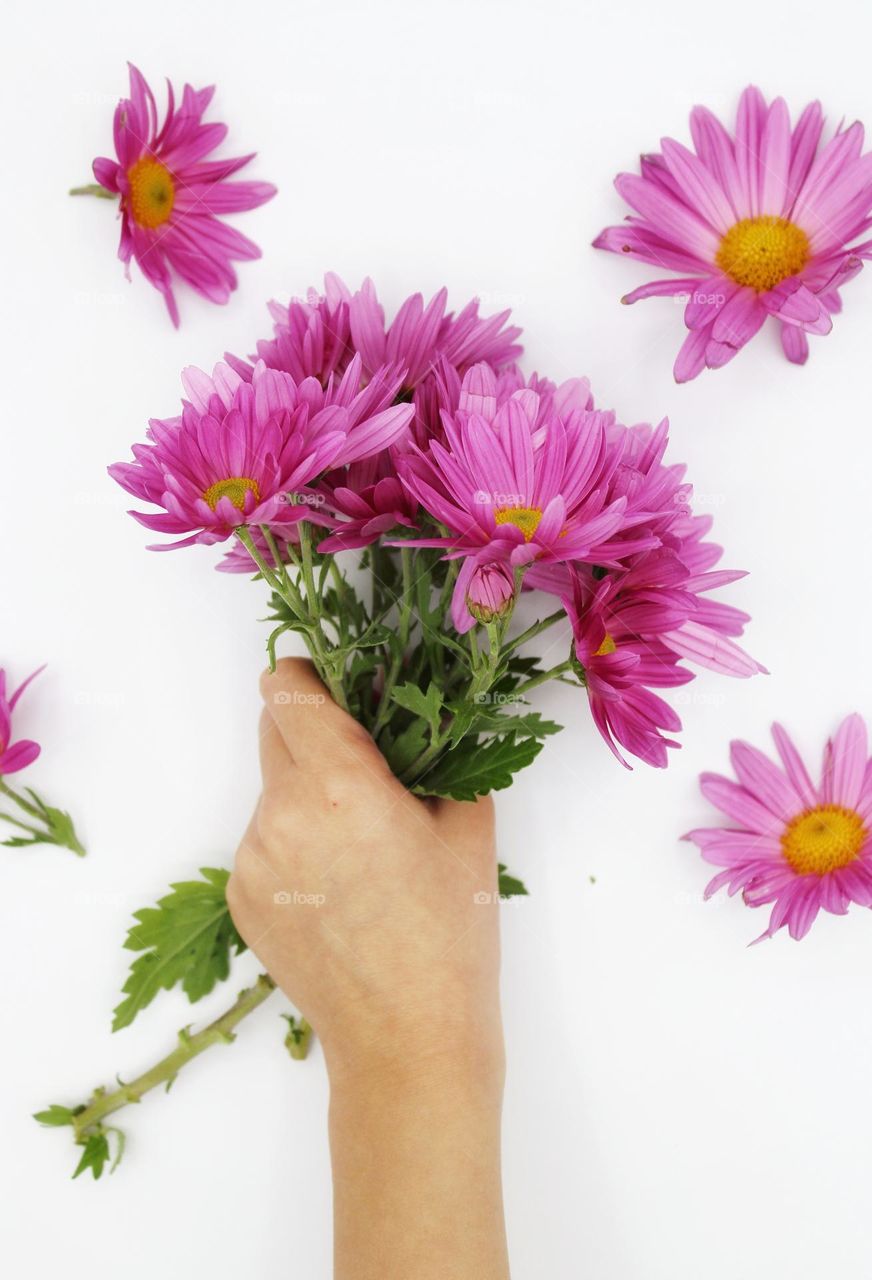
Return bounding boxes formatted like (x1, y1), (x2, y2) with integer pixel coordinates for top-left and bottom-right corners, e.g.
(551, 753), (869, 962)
(328, 1046), (509, 1280)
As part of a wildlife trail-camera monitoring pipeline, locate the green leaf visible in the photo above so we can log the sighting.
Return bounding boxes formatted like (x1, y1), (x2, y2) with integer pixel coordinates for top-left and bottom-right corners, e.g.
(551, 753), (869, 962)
(391, 681), (443, 735)
(33, 1104), (79, 1127)
(414, 733), (545, 801)
(497, 864), (528, 897)
(381, 719), (428, 775)
(72, 1133), (111, 1181)
(442, 702), (563, 748)
(112, 868), (246, 1032)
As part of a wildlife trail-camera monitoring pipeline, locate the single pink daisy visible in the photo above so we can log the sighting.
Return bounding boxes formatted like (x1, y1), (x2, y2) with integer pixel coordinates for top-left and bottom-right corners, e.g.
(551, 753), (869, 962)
(558, 547), (762, 768)
(110, 358), (413, 550)
(82, 64), (276, 325)
(594, 86), (872, 380)
(687, 716), (872, 940)
(395, 364), (639, 632)
(0, 666), (44, 776)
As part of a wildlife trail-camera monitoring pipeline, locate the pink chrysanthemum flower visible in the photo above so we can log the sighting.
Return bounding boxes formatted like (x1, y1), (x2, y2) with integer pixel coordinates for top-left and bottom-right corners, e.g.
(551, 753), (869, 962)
(316, 456), (419, 553)
(687, 716), (872, 941)
(109, 357), (413, 550)
(0, 666), (44, 776)
(232, 276), (524, 442)
(243, 273), (355, 385)
(348, 278), (523, 390)
(396, 364), (641, 631)
(85, 64), (276, 326)
(594, 86), (872, 379)
(558, 543), (762, 768)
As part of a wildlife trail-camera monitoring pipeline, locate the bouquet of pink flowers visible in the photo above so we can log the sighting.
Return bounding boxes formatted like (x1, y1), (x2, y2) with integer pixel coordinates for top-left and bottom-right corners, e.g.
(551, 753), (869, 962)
(39, 276), (763, 1178)
(110, 274), (762, 775)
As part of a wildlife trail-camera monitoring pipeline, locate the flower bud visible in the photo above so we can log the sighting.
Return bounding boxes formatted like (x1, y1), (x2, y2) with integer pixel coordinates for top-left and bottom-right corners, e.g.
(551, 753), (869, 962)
(466, 562), (515, 624)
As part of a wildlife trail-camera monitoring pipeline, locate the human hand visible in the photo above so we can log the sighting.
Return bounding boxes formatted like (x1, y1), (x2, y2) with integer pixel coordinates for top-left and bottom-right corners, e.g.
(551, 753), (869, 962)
(227, 657), (504, 1085)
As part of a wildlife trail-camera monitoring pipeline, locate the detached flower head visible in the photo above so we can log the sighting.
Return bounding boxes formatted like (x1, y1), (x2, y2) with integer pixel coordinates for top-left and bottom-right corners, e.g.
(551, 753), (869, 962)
(594, 86), (872, 379)
(90, 64), (276, 325)
(687, 716), (872, 940)
(0, 666), (44, 776)
(110, 358), (413, 550)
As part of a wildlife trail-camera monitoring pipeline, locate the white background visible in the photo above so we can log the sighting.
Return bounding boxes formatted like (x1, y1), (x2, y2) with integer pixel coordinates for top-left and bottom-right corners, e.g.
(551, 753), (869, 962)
(3, 1), (872, 1276)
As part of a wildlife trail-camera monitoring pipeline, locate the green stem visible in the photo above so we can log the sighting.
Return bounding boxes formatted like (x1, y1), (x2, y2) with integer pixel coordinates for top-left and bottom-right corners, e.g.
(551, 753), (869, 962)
(400, 621), (506, 786)
(282, 1015), (314, 1061)
(513, 660), (574, 697)
(0, 779), (86, 856)
(71, 975), (277, 1141)
(0, 812), (47, 840)
(236, 527), (350, 711)
(373, 548), (416, 739)
(503, 609), (567, 656)
(69, 184), (116, 199)
(297, 522), (349, 712)
(0, 778), (44, 822)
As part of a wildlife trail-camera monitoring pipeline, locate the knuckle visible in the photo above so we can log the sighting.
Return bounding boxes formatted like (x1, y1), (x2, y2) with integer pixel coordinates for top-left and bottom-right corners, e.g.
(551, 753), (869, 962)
(257, 792), (294, 846)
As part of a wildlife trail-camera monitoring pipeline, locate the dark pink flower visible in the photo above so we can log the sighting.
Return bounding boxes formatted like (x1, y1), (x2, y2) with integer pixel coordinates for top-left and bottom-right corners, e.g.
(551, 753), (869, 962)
(594, 86), (872, 379)
(316, 455), (418, 553)
(0, 666), (44, 776)
(91, 64), (276, 325)
(564, 550), (761, 768)
(110, 358), (413, 550)
(395, 364), (635, 631)
(348, 278), (523, 390)
(687, 716), (872, 941)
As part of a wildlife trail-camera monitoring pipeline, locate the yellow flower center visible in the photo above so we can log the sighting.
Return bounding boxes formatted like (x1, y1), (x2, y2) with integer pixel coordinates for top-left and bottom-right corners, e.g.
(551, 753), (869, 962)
(781, 804), (867, 876)
(494, 506), (542, 542)
(127, 157), (176, 229)
(594, 633), (617, 657)
(716, 216), (809, 293)
(203, 477), (261, 513)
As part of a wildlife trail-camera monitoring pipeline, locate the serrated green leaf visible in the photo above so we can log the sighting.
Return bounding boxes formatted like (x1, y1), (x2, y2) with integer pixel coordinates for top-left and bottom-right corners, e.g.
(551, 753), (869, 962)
(391, 681), (443, 734)
(33, 1104), (77, 1127)
(414, 733), (545, 801)
(445, 701), (560, 742)
(112, 867), (246, 1032)
(72, 1133), (110, 1181)
(497, 864), (528, 897)
(381, 719), (428, 775)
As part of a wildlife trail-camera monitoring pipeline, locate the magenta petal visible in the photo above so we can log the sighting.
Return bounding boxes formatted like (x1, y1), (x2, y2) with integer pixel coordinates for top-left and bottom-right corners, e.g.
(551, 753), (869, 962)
(0, 739), (41, 775)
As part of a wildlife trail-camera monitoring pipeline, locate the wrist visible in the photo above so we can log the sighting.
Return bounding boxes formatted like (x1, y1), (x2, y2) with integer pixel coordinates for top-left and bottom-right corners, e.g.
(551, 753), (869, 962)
(321, 1003), (506, 1103)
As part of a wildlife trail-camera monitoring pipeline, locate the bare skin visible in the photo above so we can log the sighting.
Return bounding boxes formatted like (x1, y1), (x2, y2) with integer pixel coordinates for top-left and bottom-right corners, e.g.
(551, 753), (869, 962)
(228, 658), (510, 1280)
